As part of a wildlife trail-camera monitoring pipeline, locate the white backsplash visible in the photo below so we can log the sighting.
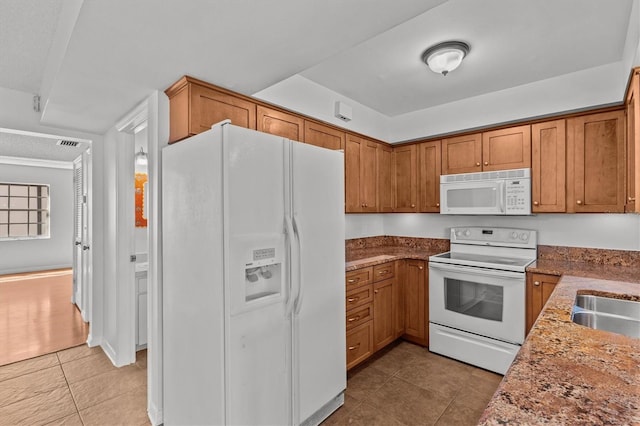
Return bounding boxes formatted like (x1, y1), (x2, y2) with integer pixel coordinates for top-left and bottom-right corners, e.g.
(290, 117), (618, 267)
(346, 213), (640, 251)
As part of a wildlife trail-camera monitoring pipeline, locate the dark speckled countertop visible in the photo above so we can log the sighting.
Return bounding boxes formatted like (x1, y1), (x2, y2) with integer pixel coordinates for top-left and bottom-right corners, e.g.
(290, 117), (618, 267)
(479, 261), (640, 425)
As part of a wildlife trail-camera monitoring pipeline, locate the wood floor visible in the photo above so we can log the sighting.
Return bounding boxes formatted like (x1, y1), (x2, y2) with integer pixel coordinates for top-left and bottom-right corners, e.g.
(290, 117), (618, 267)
(0, 269), (89, 366)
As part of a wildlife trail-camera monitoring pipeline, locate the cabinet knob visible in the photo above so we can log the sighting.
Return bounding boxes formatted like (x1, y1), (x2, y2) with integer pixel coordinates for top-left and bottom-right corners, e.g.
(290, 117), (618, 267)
(436, 203), (440, 207)
(534, 281), (540, 286)
(374, 289), (379, 294)
(411, 204), (415, 208)
(576, 200), (583, 205)
(629, 196), (636, 202)
(476, 162), (481, 167)
(419, 266), (423, 270)
(533, 201), (539, 206)
(484, 161), (489, 166)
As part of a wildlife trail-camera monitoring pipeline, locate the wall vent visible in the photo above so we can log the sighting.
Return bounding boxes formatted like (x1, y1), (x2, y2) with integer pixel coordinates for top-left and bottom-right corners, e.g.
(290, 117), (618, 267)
(57, 140), (80, 147)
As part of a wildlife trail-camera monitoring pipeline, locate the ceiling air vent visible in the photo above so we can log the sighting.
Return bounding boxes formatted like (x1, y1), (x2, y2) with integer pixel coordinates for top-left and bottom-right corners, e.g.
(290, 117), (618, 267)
(57, 140), (80, 147)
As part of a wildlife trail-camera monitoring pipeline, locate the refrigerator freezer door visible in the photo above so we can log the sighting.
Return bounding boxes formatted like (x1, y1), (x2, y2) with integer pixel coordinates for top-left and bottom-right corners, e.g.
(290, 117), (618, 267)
(291, 142), (346, 424)
(162, 127), (225, 425)
(222, 124), (292, 425)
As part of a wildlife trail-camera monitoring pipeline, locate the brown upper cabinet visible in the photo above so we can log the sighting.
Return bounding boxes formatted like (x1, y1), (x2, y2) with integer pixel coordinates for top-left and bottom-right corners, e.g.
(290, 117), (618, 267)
(531, 120), (566, 213)
(166, 76), (257, 143)
(417, 140), (441, 212)
(345, 134), (378, 212)
(626, 68), (640, 213)
(257, 105), (304, 142)
(441, 126), (531, 175)
(441, 133), (482, 174)
(377, 144), (394, 213)
(482, 125), (532, 171)
(567, 110), (626, 213)
(393, 144), (418, 212)
(304, 121), (345, 151)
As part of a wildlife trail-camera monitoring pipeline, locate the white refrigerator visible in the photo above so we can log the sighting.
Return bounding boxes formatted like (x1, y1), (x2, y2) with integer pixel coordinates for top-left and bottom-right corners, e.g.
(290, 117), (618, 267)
(162, 121), (346, 425)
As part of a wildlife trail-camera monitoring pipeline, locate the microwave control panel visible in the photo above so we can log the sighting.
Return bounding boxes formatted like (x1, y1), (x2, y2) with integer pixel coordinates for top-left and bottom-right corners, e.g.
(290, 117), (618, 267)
(505, 178), (531, 214)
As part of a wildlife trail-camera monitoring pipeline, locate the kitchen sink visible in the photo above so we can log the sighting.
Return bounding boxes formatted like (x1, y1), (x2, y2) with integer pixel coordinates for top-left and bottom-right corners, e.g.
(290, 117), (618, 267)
(571, 294), (640, 339)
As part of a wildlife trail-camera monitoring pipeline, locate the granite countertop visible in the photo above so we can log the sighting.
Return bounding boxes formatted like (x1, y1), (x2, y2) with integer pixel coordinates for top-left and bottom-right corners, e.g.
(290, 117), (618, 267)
(345, 247), (445, 271)
(480, 265), (640, 424)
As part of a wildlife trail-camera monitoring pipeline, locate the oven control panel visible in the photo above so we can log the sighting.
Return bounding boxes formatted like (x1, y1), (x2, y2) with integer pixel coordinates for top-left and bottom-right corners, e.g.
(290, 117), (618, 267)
(450, 227), (537, 248)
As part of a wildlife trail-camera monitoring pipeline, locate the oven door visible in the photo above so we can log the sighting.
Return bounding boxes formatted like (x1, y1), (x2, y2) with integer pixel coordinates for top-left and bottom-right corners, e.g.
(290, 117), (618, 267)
(440, 180), (505, 215)
(428, 262), (525, 344)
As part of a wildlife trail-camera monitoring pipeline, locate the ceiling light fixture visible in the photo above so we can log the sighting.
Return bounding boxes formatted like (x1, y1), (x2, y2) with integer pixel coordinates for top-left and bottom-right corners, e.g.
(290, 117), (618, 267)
(422, 41), (470, 76)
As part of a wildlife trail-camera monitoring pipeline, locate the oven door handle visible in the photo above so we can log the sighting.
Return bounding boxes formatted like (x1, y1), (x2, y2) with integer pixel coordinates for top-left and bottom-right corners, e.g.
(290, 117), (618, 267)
(428, 262), (525, 280)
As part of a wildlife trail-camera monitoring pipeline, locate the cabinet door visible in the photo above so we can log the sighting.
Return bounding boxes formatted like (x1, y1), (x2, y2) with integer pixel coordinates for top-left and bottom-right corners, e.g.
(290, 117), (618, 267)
(441, 133), (482, 174)
(626, 70), (640, 213)
(361, 140), (379, 212)
(393, 145), (418, 212)
(526, 273), (560, 335)
(567, 110), (626, 212)
(403, 260), (428, 346)
(345, 135), (363, 213)
(532, 120), (566, 213)
(190, 83), (256, 134)
(377, 144), (394, 212)
(256, 105), (304, 141)
(373, 279), (396, 351)
(304, 121), (345, 150)
(482, 125), (531, 171)
(346, 321), (373, 370)
(417, 140), (441, 212)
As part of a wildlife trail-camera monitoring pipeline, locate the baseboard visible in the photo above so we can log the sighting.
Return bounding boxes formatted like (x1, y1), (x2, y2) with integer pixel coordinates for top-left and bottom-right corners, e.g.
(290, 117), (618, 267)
(0, 265), (73, 278)
(148, 400), (163, 426)
(101, 340), (119, 367)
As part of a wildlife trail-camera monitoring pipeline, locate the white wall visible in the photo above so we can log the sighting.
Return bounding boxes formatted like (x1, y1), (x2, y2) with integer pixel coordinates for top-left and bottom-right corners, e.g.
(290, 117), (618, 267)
(345, 213), (640, 251)
(0, 163), (73, 273)
(253, 75), (392, 141)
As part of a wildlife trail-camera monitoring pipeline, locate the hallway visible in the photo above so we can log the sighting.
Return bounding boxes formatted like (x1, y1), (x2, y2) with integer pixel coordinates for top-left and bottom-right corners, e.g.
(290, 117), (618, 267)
(0, 269), (88, 366)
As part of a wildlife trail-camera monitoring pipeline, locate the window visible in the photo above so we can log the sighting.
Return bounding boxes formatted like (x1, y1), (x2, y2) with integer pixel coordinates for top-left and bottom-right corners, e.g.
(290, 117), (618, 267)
(0, 183), (50, 239)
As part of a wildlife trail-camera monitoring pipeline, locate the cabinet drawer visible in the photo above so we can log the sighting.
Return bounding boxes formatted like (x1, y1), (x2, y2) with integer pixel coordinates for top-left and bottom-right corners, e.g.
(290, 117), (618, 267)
(346, 267), (372, 290)
(346, 284), (373, 310)
(346, 321), (373, 370)
(373, 262), (395, 282)
(346, 304), (373, 331)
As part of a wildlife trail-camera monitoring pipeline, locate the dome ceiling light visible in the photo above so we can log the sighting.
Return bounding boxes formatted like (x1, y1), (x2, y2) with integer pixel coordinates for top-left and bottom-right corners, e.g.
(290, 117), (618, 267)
(422, 41), (470, 76)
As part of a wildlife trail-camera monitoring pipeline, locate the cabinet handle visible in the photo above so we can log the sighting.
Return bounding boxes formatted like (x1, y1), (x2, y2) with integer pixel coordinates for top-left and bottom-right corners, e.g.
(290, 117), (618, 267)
(533, 201), (539, 206)
(629, 196), (636, 202)
(378, 270), (389, 275)
(484, 161), (489, 166)
(576, 200), (583, 205)
(348, 343), (360, 351)
(534, 281), (540, 286)
(476, 162), (481, 167)
(347, 297), (359, 303)
(347, 277), (360, 284)
(348, 316), (360, 322)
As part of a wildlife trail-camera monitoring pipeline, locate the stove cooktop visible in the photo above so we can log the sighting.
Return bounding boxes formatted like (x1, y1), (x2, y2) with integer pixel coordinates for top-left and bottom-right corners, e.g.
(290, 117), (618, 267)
(429, 251), (535, 272)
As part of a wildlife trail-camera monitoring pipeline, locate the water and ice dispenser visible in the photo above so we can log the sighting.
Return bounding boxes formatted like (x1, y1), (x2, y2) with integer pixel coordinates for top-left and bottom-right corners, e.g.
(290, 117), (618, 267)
(244, 247), (282, 302)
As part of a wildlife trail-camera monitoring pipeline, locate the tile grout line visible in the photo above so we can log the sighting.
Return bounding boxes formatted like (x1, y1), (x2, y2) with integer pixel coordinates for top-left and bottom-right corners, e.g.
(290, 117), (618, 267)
(56, 351), (86, 425)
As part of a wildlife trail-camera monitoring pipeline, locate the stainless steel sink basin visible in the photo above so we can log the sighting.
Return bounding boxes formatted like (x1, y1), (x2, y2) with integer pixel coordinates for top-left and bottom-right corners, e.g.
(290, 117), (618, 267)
(572, 294), (640, 339)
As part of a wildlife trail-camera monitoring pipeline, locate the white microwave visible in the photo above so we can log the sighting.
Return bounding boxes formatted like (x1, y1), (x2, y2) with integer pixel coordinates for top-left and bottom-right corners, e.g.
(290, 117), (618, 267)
(440, 168), (531, 215)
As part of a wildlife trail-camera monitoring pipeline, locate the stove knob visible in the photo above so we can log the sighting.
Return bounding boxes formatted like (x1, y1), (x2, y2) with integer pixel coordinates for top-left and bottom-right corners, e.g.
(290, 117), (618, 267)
(463, 229), (471, 237)
(519, 233), (528, 241)
(455, 230), (462, 237)
(511, 232), (518, 239)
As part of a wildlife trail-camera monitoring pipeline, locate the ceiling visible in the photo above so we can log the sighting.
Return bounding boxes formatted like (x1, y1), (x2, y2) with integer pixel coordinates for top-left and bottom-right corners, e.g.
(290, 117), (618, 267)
(0, 131), (88, 162)
(0, 0), (636, 159)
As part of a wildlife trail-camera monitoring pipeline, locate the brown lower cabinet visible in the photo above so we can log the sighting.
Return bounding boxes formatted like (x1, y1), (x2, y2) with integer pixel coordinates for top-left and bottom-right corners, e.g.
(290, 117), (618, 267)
(526, 272), (560, 334)
(345, 259), (427, 370)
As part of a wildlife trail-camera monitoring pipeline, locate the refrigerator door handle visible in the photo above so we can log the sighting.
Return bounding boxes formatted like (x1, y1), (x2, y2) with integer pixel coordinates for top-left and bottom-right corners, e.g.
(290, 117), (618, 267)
(284, 215), (299, 317)
(292, 214), (303, 315)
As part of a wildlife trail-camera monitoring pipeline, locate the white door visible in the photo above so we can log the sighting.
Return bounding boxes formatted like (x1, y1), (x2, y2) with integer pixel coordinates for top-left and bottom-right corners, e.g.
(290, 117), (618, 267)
(223, 124), (292, 425)
(72, 156), (83, 310)
(291, 141), (346, 424)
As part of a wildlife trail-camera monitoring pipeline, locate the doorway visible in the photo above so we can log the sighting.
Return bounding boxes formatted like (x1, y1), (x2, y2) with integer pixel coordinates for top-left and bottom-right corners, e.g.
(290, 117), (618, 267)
(0, 128), (93, 365)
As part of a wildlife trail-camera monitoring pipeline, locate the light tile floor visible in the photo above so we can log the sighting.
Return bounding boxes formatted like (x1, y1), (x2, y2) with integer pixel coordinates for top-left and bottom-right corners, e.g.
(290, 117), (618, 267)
(0, 344), (149, 426)
(323, 341), (503, 426)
